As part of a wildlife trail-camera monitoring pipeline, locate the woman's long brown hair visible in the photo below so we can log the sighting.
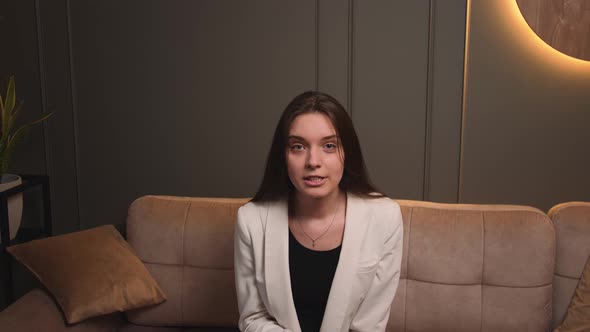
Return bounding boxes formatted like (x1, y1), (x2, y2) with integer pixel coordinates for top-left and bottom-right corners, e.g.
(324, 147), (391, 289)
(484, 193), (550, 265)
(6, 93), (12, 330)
(250, 91), (385, 203)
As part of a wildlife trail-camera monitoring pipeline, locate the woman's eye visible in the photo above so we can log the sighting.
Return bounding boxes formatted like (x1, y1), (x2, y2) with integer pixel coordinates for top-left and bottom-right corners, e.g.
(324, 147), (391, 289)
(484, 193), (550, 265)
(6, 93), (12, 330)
(291, 144), (304, 150)
(325, 143), (337, 149)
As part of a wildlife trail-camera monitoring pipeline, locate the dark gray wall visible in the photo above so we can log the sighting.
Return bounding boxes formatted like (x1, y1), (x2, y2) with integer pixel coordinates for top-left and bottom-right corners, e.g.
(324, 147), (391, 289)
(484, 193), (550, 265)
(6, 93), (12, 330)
(0, 0), (55, 308)
(460, 0), (590, 209)
(0, 0), (79, 241)
(0, 0), (46, 175)
(70, 0), (318, 230)
(352, 1), (430, 201)
(26, 0), (467, 233)
(5, 0), (590, 308)
(10, 0), (589, 238)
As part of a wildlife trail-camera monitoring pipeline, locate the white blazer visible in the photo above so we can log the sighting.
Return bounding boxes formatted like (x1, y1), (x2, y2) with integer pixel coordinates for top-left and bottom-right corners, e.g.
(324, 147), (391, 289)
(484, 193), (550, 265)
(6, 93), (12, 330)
(234, 191), (403, 332)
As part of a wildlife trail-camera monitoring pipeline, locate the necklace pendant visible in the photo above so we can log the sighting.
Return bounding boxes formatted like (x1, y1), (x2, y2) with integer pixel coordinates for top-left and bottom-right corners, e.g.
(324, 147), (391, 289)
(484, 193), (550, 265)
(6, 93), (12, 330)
(312, 240), (315, 248)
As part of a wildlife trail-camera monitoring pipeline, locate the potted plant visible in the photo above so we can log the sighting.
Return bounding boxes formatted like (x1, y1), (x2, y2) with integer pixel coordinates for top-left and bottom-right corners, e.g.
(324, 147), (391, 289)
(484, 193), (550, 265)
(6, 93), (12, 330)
(0, 76), (52, 242)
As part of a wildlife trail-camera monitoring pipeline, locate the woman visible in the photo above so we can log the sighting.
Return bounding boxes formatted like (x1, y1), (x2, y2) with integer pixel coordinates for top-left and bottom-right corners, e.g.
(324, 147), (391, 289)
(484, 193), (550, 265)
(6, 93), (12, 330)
(234, 91), (403, 332)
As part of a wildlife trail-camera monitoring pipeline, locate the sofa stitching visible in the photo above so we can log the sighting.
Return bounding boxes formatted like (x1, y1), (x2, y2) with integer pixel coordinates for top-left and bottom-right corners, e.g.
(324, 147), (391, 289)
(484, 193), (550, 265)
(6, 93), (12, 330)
(543, 213), (557, 283)
(396, 200), (548, 215)
(142, 261), (234, 270)
(403, 278), (553, 288)
(180, 201), (191, 325)
(554, 272), (584, 280)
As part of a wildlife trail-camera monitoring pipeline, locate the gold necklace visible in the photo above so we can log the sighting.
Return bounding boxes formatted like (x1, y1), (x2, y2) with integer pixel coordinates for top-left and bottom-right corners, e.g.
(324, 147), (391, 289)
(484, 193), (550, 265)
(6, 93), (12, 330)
(295, 201), (339, 248)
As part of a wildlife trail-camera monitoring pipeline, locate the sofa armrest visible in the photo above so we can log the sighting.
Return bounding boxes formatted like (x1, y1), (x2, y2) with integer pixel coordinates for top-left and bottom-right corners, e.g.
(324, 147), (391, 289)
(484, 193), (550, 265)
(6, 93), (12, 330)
(0, 288), (125, 332)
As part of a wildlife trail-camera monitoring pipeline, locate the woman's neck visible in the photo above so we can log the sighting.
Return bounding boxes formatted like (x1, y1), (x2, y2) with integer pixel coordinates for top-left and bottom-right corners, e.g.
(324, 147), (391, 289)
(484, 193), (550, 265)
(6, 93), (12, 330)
(289, 189), (346, 221)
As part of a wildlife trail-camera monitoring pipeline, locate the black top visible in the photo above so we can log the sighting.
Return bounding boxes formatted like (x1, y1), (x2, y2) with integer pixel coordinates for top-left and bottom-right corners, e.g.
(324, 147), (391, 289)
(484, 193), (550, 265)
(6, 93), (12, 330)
(289, 229), (342, 332)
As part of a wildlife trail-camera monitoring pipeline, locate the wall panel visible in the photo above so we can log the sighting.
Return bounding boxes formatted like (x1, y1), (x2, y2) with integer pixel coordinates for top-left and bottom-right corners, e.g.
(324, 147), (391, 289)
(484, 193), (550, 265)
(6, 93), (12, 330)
(352, 0), (430, 200)
(460, 0), (590, 210)
(69, 0), (317, 229)
(27, 0), (468, 233)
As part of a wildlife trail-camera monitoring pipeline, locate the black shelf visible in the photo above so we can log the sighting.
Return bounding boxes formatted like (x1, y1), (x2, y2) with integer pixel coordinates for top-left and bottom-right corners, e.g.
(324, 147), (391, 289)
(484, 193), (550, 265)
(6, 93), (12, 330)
(0, 174), (52, 308)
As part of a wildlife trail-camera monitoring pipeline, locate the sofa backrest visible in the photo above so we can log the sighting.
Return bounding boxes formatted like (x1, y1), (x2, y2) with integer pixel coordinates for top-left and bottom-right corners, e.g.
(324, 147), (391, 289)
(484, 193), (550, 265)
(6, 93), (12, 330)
(389, 200), (555, 332)
(124, 196), (556, 331)
(125, 195), (249, 327)
(548, 202), (590, 329)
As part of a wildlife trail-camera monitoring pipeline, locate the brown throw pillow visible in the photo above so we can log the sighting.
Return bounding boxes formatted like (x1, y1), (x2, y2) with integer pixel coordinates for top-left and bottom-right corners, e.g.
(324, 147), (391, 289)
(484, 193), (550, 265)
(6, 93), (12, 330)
(555, 255), (590, 332)
(7, 225), (166, 324)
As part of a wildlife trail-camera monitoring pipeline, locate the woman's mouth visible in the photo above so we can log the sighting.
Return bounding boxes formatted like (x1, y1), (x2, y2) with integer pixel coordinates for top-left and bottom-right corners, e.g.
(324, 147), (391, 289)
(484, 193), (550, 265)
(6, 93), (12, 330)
(303, 176), (326, 187)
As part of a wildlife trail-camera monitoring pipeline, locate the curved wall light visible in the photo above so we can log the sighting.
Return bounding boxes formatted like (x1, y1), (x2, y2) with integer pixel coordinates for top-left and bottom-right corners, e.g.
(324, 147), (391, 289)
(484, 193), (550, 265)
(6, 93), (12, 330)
(515, 0), (590, 61)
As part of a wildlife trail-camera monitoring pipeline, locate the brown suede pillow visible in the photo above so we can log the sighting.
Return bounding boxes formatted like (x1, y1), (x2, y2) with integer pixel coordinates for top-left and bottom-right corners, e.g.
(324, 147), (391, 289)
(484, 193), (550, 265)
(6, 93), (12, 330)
(7, 225), (166, 324)
(555, 255), (590, 332)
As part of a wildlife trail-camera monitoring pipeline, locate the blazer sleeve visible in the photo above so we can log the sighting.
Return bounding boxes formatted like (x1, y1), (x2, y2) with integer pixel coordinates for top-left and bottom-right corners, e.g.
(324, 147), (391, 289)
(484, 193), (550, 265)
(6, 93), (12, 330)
(349, 202), (404, 332)
(234, 206), (291, 332)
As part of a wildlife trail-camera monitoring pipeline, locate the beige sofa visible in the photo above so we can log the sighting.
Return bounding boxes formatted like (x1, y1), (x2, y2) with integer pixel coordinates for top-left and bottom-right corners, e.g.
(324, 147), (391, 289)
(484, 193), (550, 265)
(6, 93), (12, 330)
(1, 196), (589, 332)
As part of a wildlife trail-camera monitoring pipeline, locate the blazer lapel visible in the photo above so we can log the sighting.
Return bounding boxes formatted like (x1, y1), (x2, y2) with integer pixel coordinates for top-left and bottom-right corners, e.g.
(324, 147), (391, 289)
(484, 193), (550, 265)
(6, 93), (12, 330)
(262, 192), (369, 332)
(264, 197), (301, 332)
(320, 192), (369, 332)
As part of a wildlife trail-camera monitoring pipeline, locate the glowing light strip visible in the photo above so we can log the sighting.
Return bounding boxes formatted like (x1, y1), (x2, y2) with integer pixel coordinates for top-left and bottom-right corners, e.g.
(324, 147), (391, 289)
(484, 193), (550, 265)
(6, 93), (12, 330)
(458, 0), (472, 203)
(509, 0), (590, 66)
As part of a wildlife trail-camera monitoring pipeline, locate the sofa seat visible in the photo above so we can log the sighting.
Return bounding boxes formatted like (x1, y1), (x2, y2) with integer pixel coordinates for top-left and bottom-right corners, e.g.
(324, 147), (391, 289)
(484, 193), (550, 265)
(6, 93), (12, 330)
(1, 287), (240, 332)
(118, 324), (239, 332)
(0, 288), (123, 332)
(3, 196), (590, 331)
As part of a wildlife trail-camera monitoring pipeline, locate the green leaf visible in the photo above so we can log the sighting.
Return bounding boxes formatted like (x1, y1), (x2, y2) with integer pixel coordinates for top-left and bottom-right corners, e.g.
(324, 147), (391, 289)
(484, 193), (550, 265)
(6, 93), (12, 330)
(1, 80), (14, 143)
(7, 115), (48, 150)
(6, 127), (28, 162)
(27, 112), (53, 126)
(5, 76), (15, 114)
(5, 101), (23, 137)
(0, 76), (53, 175)
(0, 158), (7, 177)
(0, 87), (4, 117)
(7, 125), (28, 147)
(20, 111), (53, 129)
(0, 136), (7, 176)
(0, 86), (5, 138)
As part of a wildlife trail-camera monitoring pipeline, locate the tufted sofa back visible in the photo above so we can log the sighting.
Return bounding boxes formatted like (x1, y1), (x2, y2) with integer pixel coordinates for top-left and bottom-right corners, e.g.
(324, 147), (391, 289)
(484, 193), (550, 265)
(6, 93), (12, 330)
(125, 196), (248, 327)
(388, 200), (555, 332)
(124, 196), (556, 331)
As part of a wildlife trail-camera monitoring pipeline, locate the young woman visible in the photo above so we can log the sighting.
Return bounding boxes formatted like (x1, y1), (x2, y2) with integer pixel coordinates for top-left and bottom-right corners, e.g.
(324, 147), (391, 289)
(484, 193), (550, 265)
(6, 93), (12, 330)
(234, 91), (403, 332)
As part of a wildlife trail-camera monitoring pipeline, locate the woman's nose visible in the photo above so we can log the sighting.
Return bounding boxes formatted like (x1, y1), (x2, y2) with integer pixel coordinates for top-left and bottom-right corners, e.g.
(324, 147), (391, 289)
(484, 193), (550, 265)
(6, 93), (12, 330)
(306, 146), (322, 168)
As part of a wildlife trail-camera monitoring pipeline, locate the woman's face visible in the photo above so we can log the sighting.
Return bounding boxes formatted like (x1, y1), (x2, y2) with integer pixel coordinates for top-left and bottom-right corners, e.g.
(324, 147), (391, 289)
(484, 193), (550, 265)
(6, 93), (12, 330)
(286, 112), (345, 200)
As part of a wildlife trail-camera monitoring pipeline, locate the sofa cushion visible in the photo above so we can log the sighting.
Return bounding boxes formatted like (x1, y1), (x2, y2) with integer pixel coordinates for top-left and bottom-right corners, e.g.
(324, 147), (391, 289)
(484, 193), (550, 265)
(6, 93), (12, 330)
(554, 255), (590, 331)
(7, 225), (166, 324)
(125, 196), (249, 327)
(548, 202), (590, 329)
(123, 196), (555, 331)
(0, 288), (124, 331)
(388, 200), (555, 332)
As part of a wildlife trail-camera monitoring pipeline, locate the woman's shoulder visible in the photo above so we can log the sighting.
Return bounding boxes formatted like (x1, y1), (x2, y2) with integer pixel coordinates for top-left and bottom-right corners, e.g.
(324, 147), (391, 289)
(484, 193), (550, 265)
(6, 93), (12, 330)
(237, 200), (267, 222)
(361, 192), (401, 211)
(358, 194), (403, 230)
(237, 199), (283, 228)
(238, 200), (260, 214)
(235, 201), (267, 237)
